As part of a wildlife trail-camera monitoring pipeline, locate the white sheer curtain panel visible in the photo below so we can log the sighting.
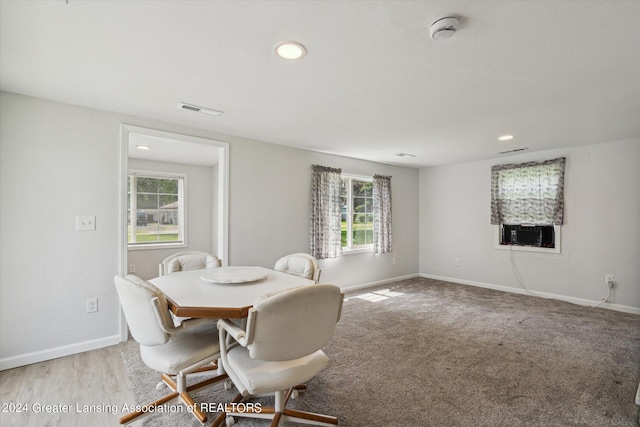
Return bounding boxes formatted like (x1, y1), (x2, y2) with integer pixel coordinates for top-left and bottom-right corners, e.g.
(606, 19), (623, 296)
(310, 165), (343, 259)
(373, 174), (392, 253)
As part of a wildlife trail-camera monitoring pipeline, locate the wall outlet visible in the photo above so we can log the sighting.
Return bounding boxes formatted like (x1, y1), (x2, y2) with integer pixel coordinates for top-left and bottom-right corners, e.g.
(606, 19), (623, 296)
(392, 257), (396, 265)
(86, 297), (98, 313)
(75, 215), (96, 231)
(129, 264), (136, 273)
(455, 258), (461, 267)
(605, 274), (615, 288)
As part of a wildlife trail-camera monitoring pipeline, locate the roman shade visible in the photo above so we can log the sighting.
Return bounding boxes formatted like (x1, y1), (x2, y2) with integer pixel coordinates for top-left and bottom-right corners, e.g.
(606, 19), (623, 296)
(490, 157), (566, 226)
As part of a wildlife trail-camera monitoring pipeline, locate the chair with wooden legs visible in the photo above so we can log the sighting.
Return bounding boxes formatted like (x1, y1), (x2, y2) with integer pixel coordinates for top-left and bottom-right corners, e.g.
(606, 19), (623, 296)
(213, 284), (343, 427)
(114, 274), (228, 425)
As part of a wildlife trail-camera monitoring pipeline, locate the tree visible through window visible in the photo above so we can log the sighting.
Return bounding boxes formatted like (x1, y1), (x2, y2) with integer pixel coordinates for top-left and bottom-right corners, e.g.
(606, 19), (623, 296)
(341, 176), (373, 249)
(128, 172), (184, 246)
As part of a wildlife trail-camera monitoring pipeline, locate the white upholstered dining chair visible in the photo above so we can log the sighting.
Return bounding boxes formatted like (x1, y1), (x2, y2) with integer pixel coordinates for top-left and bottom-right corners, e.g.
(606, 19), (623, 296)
(213, 284), (343, 427)
(274, 252), (321, 283)
(159, 251), (221, 276)
(114, 275), (228, 425)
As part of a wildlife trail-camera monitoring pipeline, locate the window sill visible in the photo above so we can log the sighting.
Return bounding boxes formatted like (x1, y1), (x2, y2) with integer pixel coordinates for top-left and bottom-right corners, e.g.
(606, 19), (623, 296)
(342, 247), (373, 255)
(128, 242), (187, 251)
(494, 244), (560, 254)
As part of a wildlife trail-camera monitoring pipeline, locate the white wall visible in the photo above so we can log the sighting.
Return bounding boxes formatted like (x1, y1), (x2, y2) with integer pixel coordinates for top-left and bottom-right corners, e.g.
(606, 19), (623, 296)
(1, 92), (123, 367)
(419, 138), (640, 313)
(127, 159), (216, 280)
(227, 138), (420, 287)
(0, 91), (419, 369)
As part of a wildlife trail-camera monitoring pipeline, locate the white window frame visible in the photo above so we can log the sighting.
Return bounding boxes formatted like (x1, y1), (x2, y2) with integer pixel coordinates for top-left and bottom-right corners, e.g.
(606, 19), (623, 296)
(128, 169), (187, 250)
(341, 174), (374, 254)
(494, 225), (561, 254)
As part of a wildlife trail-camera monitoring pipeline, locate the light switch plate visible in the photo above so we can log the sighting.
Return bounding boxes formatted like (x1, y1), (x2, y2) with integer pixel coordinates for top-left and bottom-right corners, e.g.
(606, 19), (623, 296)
(76, 216), (96, 231)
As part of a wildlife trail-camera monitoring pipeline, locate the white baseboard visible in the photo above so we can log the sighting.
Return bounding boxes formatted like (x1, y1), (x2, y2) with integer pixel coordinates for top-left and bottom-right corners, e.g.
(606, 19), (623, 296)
(0, 334), (122, 371)
(341, 273), (420, 293)
(419, 273), (640, 315)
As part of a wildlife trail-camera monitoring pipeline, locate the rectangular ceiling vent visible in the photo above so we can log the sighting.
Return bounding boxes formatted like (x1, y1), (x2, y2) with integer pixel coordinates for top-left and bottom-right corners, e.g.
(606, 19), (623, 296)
(499, 147), (529, 155)
(177, 102), (224, 116)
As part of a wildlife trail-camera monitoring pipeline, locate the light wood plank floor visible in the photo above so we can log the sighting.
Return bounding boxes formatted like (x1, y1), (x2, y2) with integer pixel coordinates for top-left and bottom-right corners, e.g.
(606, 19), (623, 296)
(0, 345), (133, 426)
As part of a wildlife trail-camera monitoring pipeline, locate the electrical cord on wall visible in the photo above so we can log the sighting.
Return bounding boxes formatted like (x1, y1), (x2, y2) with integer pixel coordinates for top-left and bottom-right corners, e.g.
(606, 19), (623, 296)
(509, 245), (538, 297)
(592, 287), (611, 308)
(510, 244), (612, 309)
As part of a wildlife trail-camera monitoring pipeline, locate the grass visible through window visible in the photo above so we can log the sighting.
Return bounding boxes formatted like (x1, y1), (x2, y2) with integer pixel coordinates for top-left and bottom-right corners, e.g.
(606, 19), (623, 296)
(135, 234), (179, 242)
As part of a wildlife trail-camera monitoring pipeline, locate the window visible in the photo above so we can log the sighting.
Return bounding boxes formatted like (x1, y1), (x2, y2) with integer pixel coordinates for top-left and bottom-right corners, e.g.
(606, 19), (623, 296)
(341, 176), (373, 251)
(128, 170), (185, 248)
(311, 166), (392, 257)
(491, 157), (565, 253)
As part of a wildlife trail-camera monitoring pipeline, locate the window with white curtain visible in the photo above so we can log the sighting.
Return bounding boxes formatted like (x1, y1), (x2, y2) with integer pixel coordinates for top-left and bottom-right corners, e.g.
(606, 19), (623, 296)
(311, 166), (392, 257)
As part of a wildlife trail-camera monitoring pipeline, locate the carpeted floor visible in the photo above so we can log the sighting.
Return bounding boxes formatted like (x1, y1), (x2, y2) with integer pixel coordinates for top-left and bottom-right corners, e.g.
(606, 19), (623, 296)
(119, 277), (640, 426)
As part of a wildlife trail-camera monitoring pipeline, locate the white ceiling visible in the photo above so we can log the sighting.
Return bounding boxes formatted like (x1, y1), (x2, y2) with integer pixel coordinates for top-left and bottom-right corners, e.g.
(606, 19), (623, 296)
(2, 0), (639, 168)
(128, 133), (220, 167)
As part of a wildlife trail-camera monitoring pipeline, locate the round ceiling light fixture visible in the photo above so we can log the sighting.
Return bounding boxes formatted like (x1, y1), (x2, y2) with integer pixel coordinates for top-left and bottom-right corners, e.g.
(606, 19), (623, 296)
(274, 41), (307, 60)
(429, 16), (460, 40)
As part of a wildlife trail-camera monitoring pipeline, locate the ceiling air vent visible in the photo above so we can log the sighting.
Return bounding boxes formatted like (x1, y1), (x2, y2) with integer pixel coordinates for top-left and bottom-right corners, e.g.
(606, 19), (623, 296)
(177, 102), (224, 116)
(499, 147), (529, 155)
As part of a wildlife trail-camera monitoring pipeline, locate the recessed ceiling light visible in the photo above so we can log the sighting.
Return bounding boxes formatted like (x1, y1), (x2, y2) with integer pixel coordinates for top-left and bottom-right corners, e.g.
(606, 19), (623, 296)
(274, 42), (307, 60)
(498, 134), (514, 141)
(396, 153), (416, 158)
(135, 145), (151, 150)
